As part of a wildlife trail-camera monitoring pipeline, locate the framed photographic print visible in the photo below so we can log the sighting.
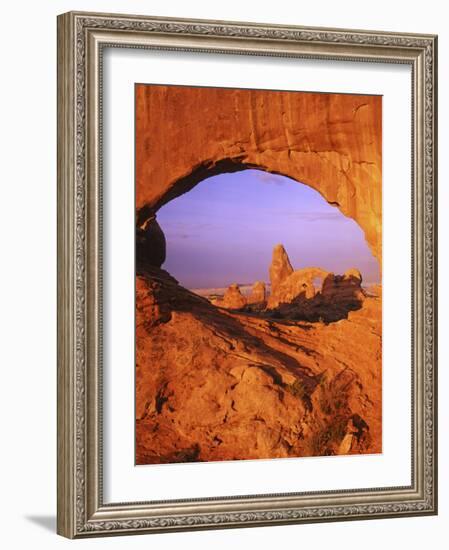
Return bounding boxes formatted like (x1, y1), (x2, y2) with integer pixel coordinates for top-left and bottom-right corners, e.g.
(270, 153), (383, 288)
(57, 11), (438, 538)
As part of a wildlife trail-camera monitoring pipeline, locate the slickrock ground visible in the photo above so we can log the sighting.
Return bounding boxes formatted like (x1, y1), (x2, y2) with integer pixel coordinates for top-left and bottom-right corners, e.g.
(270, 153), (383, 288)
(136, 267), (382, 465)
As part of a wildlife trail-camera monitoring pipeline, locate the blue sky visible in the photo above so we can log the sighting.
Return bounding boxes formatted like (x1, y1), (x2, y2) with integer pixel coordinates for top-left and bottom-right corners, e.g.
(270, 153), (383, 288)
(156, 169), (380, 289)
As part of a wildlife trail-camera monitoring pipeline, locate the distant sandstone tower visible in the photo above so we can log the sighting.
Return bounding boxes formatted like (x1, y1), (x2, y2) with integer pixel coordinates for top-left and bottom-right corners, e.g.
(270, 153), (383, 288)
(222, 283), (247, 310)
(267, 244), (365, 313)
(248, 281), (267, 305)
(269, 244), (293, 297)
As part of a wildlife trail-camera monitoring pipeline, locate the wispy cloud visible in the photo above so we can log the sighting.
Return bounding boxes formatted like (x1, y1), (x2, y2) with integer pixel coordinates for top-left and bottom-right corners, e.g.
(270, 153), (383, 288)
(167, 232), (190, 239)
(282, 211), (349, 222)
(159, 220), (213, 229)
(252, 171), (288, 186)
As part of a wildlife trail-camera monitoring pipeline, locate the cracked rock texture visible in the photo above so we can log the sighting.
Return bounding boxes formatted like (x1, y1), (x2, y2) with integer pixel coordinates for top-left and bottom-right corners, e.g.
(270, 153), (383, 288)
(136, 85), (382, 262)
(136, 267), (381, 464)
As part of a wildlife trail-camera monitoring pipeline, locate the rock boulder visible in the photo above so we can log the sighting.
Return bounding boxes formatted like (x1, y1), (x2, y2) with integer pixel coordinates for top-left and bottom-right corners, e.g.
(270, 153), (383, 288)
(220, 283), (247, 310)
(248, 281), (267, 305)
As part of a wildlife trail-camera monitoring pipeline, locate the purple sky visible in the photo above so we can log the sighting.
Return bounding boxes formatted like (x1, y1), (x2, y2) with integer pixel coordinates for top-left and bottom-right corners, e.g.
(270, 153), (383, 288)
(156, 170), (380, 289)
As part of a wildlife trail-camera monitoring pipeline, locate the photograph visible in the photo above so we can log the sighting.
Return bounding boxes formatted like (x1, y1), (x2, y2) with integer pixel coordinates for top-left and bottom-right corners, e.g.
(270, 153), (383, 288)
(0, 0), (444, 546)
(54, 9), (437, 537)
(135, 84), (383, 465)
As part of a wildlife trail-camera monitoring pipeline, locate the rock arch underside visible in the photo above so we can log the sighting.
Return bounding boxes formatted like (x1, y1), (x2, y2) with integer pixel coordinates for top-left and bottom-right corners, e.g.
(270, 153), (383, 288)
(136, 85), (382, 264)
(135, 85), (382, 465)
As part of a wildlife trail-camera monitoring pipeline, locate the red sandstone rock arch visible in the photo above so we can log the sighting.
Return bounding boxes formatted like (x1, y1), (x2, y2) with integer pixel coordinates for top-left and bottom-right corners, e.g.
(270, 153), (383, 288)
(136, 85), (382, 264)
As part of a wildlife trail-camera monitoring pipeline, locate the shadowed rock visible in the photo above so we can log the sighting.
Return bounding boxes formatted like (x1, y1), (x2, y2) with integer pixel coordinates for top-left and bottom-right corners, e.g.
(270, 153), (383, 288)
(322, 270), (365, 304)
(136, 213), (166, 269)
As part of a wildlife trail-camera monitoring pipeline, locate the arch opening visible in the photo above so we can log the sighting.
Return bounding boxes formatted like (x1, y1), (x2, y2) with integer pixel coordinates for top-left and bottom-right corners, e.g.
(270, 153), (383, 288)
(137, 157), (381, 268)
(135, 85), (383, 465)
(138, 168), (380, 323)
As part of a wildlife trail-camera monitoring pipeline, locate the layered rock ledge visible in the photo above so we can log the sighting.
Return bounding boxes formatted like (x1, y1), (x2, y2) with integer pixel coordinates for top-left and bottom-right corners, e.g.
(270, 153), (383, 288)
(136, 266), (382, 464)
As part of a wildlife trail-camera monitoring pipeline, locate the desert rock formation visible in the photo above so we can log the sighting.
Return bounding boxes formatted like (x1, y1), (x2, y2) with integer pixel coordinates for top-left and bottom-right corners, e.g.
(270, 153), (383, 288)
(136, 86), (382, 263)
(192, 244), (366, 323)
(218, 283), (247, 310)
(136, 266), (382, 464)
(135, 85), (382, 465)
(269, 244), (294, 297)
(248, 281), (267, 305)
(136, 213), (166, 268)
(322, 269), (365, 304)
(269, 246), (329, 307)
(265, 246), (365, 322)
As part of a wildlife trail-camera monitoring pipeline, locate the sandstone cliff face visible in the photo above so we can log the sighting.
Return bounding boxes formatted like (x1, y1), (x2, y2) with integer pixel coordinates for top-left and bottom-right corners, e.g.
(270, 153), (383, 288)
(136, 267), (381, 464)
(136, 85), (382, 262)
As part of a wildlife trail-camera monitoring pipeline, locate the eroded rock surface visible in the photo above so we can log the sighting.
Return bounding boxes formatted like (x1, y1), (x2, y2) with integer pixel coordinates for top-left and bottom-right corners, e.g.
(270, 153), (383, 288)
(266, 246), (365, 322)
(248, 281), (267, 305)
(136, 267), (382, 464)
(269, 266), (329, 308)
(136, 86), (382, 262)
(217, 283), (247, 310)
(269, 244), (294, 297)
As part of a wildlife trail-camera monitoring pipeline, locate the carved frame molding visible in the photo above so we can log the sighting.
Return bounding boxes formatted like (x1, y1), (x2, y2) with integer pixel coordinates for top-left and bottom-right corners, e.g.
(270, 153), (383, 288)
(57, 11), (437, 538)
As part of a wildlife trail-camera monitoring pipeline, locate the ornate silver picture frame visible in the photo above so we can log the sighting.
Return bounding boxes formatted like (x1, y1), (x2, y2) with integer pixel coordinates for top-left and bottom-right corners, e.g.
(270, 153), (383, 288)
(57, 11), (437, 538)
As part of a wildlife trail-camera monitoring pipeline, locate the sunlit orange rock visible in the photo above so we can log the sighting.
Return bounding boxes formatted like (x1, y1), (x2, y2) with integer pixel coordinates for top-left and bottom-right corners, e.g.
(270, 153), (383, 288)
(266, 245), (365, 323)
(135, 267), (382, 464)
(136, 85), (382, 263)
(134, 85), (383, 465)
(269, 244), (294, 298)
(248, 281), (267, 305)
(219, 283), (247, 310)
